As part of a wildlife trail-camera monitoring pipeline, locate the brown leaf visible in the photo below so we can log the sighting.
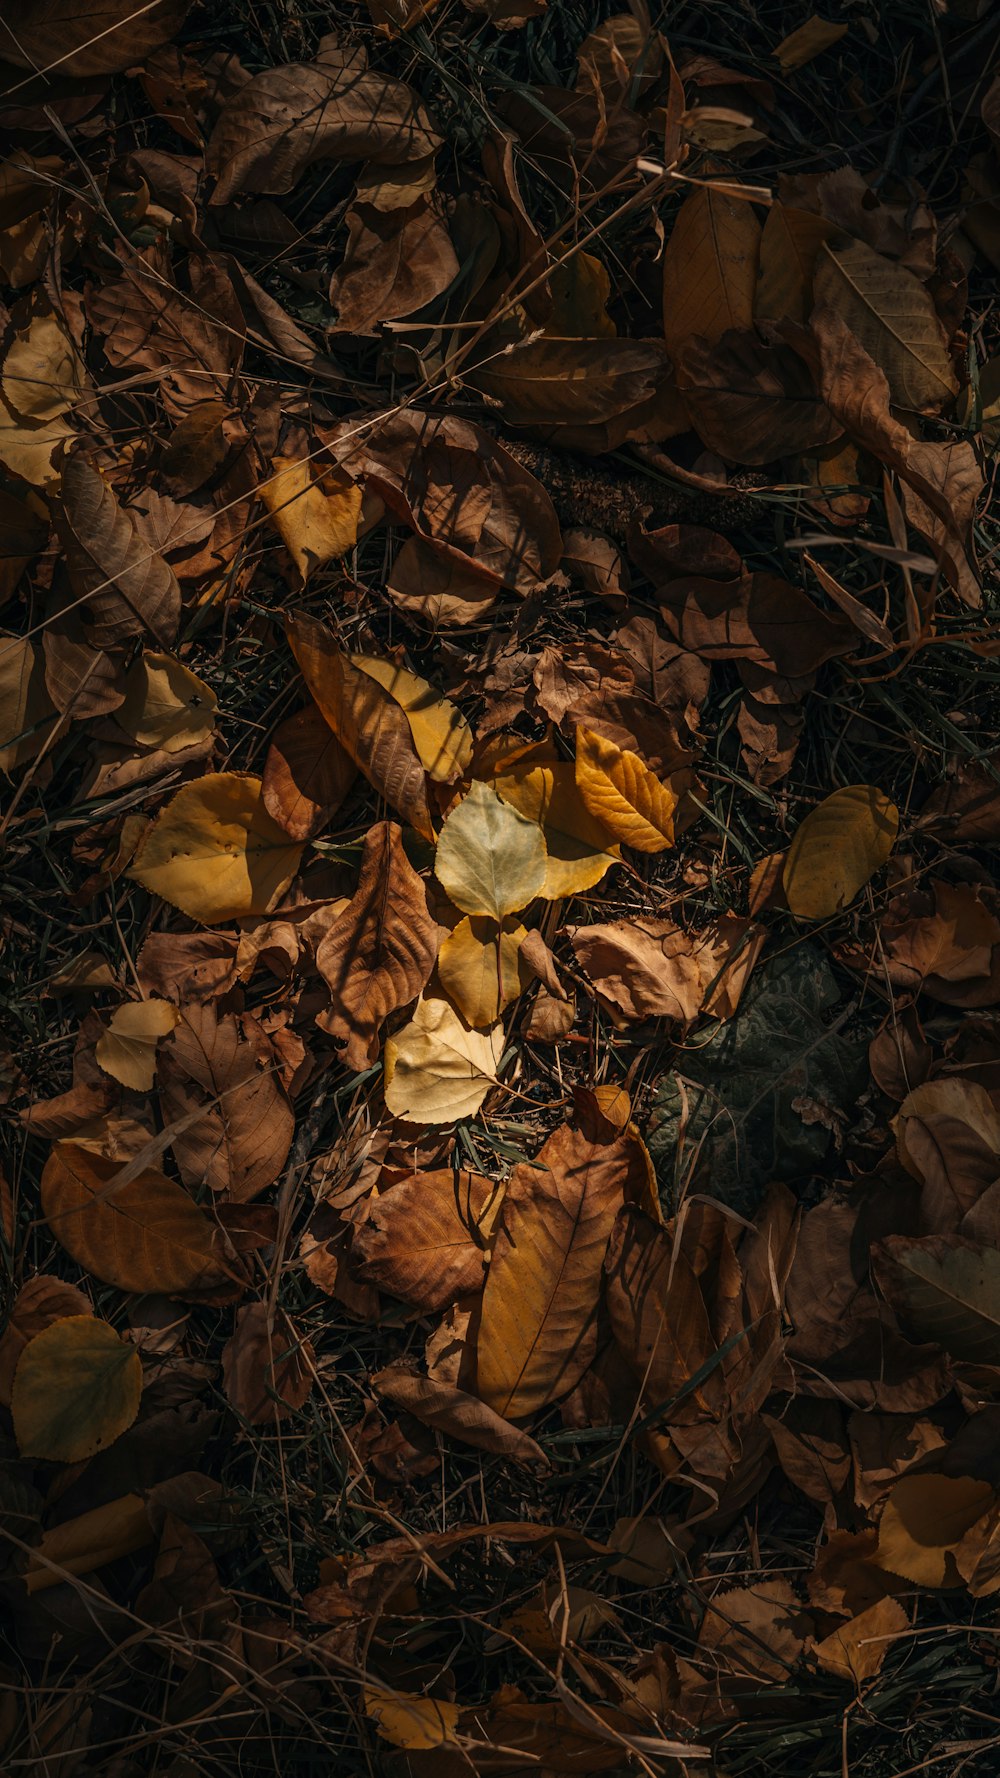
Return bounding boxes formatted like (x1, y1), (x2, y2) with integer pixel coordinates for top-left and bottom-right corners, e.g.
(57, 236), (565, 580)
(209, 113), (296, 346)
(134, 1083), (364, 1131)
(813, 1596), (908, 1686)
(221, 1302), (314, 1425)
(470, 336), (679, 454)
(4, 0), (190, 79)
(285, 613), (433, 838)
(875, 1473), (995, 1587)
(206, 56), (441, 204)
(55, 455), (180, 649)
(41, 1141), (234, 1296)
(894, 1078), (1000, 1236)
(351, 1169), (493, 1310)
(475, 1122), (636, 1417)
(159, 1003), (295, 1201)
(329, 198), (458, 332)
(373, 1364), (547, 1466)
(663, 185), (761, 358)
(262, 703), (356, 841)
(657, 568), (854, 676)
(314, 821), (437, 1070)
(604, 1207), (718, 1411)
(676, 328), (840, 465)
(87, 251), (244, 416)
(813, 236), (958, 414)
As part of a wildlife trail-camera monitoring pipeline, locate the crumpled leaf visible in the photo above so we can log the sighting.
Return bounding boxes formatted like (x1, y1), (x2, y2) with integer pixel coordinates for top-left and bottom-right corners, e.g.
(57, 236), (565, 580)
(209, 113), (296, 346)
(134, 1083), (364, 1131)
(438, 914), (528, 1027)
(575, 725), (676, 853)
(116, 652), (218, 753)
(783, 784), (898, 918)
(159, 1001), (294, 1201)
(95, 997), (180, 1091)
(435, 780), (547, 919)
(351, 1169), (494, 1309)
(55, 455), (181, 649)
(12, 1315), (143, 1463)
(129, 773), (304, 923)
(383, 995), (503, 1125)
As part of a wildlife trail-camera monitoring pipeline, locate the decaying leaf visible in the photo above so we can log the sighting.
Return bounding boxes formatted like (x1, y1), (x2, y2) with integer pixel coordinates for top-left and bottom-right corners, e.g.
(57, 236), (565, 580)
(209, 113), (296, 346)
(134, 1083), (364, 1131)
(12, 1315), (143, 1463)
(351, 1169), (494, 1309)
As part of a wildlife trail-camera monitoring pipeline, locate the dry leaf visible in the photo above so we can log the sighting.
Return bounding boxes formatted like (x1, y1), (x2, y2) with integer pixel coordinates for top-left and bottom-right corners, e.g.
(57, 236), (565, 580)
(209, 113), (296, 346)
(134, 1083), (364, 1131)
(434, 780), (547, 919)
(814, 238), (959, 414)
(774, 16), (848, 72)
(24, 1493), (154, 1595)
(783, 784), (898, 918)
(494, 759), (619, 897)
(364, 1688), (459, 1751)
(221, 1301), (314, 1424)
(315, 821), (438, 1069)
(262, 703), (356, 840)
(383, 995), (503, 1124)
(875, 1474), (995, 1587)
(351, 1169), (494, 1309)
(95, 997), (181, 1091)
(663, 186), (761, 358)
(159, 1001), (294, 1201)
(56, 455), (181, 649)
(352, 653), (473, 783)
(12, 1315), (143, 1463)
(0, 1276), (92, 1408)
(438, 915), (528, 1027)
(260, 453), (361, 581)
(374, 1364), (547, 1466)
(575, 726), (676, 853)
(116, 652), (218, 753)
(0, 632), (56, 772)
(129, 773), (304, 922)
(874, 1235), (1000, 1364)
(813, 1596), (909, 1685)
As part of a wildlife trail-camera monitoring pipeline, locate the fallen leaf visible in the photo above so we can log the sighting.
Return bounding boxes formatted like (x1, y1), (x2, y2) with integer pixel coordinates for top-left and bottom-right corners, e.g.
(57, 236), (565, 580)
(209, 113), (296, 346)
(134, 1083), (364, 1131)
(756, 205), (833, 323)
(12, 1315), (143, 1463)
(5, 0), (190, 79)
(221, 1301), (314, 1424)
(663, 185), (761, 358)
(783, 784), (898, 918)
(0, 1276), (92, 1408)
(329, 196), (458, 332)
(434, 780), (547, 919)
(373, 1364), (547, 1466)
(129, 773), (304, 922)
(470, 335), (678, 452)
(774, 16), (848, 72)
(383, 995), (502, 1124)
(438, 914), (528, 1026)
(116, 652), (218, 753)
(261, 703), (356, 841)
(41, 1140), (233, 1295)
(86, 252), (244, 416)
(575, 726), (676, 853)
(364, 1688), (459, 1750)
(352, 653), (473, 783)
(494, 759), (619, 896)
(813, 1596), (909, 1685)
(894, 1077), (1000, 1234)
(315, 821), (438, 1069)
(95, 997), (181, 1091)
(351, 1169), (494, 1309)
(159, 1001), (294, 1201)
(286, 613), (434, 837)
(567, 918), (705, 1022)
(874, 1235), (1000, 1364)
(0, 632), (56, 772)
(24, 1493), (154, 1595)
(259, 453), (361, 581)
(56, 455), (181, 649)
(476, 1121), (635, 1416)
(814, 238), (958, 413)
(875, 1474), (995, 1587)
(676, 328), (840, 465)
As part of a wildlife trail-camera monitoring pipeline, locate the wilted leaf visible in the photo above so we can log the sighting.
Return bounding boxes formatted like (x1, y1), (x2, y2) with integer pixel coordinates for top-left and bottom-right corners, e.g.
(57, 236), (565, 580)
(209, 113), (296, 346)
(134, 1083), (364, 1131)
(12, 1315), (142, 1463)
(875, 1474), (995, 1587)
(221, 1301), (314, 1424)
(41, 1141), (232, 1295)
(438, 915), (528, 1027)
(435, 780), (547, 919)
(874, 1235), (1000, 1364)
(159, 1002), (294, 1201)
(207, 56), (441, 203)
(364, 1688), (460, 1750)
(129, 773), (304, 922)
(814, 238), (959, 413)
(5, 0), (190, 78)
(676, 329), (840, 465)
(95, 998), (180, 1091)
(783, 784), (898, 918)
(24, 1493), (154, 1595)
(374, 1364), (547, 1465)
(315, 821), (438, 1069)
(575, 726), (676, 853)
(329, 197), (458, 332)
(259, 453), (361, 581)
(383, 995), (502, 1124)
(116, 652), (218, 753)
(86, 254), (244, 416)
(352, 1169), (494, 1309)
(604, 1207), (717, 1409)
(0, 632), (56, 772)
(56, 455), (181, 648)
(476, 1121), (635, 1416)
(663, 186), (761, 358)
(286, 613), (434, 837)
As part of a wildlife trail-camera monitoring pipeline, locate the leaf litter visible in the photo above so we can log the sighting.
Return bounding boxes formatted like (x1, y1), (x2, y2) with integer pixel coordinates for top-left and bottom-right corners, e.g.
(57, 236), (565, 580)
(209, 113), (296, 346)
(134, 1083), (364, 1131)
(1, 2), (1000, 1774)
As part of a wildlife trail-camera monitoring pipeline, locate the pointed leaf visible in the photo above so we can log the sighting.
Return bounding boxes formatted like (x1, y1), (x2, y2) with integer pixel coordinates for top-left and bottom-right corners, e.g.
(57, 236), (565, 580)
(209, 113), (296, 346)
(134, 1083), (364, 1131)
(95, 998), (180, 1092)
(383, 995), (502, 1125)
(435, 780), (547, 920)
(56, 455), (181, 648)
(575, 726), (676, 853)
(783, 783), (898, 918)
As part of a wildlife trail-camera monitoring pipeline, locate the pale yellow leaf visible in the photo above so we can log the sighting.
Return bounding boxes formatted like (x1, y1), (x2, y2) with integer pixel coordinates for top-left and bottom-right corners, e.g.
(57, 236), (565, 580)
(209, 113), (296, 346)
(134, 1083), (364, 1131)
(783, 783), (898, 919)
(364, 1688), (460, 1750)
(95, 998), (181, 1091)
(12, 1316), (143, 1464)
(116, 651), (218, 753)
(574, 726), (676, 853)
(352, 653), (473, 783)
(383, 994), (503, 1125)
(129, 772), (304, 923)
(260, 454), (361, 581)
(438, 915), (528, 1026)
(494, 760), (619, 896)
(435, 780), (547, 919)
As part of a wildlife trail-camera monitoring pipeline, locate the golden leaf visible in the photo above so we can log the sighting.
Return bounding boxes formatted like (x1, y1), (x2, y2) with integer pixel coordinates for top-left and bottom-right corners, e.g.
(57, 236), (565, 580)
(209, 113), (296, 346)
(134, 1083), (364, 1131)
(438, 915), (529, 1026)
(129, 773), (304, 923)
(352, 653), (473, 783)
(95, 997), (181, 1092)
(574, 726), (676, 853)
(662, 185), (761, 358)
(259, 453), (361, 582)
(783, 783), (898, 918)
(875, 1475), (995, 1587)
(494, 759), (619, 896)
(116, 652), (218, 753)
(383, 994), (503, 1125)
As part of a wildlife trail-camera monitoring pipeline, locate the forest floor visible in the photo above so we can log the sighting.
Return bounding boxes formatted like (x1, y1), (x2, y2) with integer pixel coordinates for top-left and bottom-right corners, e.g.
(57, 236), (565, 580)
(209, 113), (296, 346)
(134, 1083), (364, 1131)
(2, 0), (1000, 1774)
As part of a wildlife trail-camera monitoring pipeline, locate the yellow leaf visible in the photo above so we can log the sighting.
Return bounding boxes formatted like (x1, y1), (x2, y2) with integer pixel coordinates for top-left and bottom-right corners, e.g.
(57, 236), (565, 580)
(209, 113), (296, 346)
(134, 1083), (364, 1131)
(662, 186), (761, 359)
(352, 654), (473, 783)
(12, 1316), (143, 1463)
(24, 1493), (153, 1594)
(574, 726), (676, 853)
(95, 998), (181, 1091)
(875, 1475), (995, 1587)
(774, 15), (848, 71)
(495, 760), (619, 897)
(129, 772), (304, 923)
(364, 1688), (460, 1750)
(438, 915), (528, 1026)
(0, 309), (88, 485)
(0, 632), (56, 772)
(116, 651), (218, 753)
(813, 1597), (909, 1686)
(259, 454), (361, 582)
(814, 238), (958, 414)
(783, 783), (898, 919)
(435, 780), (547, 919)
(383, 994), (503, 1124)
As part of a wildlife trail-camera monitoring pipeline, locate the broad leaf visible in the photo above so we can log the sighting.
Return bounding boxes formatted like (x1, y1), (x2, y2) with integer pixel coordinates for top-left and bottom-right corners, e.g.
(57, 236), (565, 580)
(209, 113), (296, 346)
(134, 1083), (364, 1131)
(129, 773), (304, 922)
(260, 453), (361, 582)
(575, 725), (676, 853)
(383, 995), (502, 1124)
(12, 1315), (142, 1463)
(438, 914), (528, 1027)
(815, 237), (958, 414)
(662, 185), (761, 357)
(95, 998), (180, 1092)
(783, 783), (898, 918)
(159, 1002), (294, 1202)
(434, 780), (547, 920)
(875, 1474), (995, 1587)
(874, 1235), (1000, 1363)
(352, 1170), (494, 1310)
(494, 760), (619, 897)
